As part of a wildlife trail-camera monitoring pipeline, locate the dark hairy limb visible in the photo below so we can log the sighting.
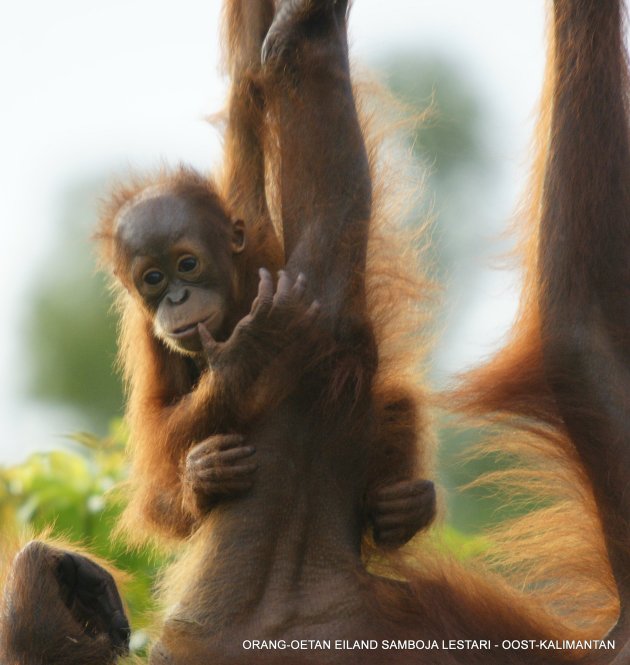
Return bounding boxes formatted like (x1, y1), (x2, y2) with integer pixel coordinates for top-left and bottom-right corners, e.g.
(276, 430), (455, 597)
(540, 0), (630, 616)
(264, 0), (372, 334)
(0, 541), (129, 665)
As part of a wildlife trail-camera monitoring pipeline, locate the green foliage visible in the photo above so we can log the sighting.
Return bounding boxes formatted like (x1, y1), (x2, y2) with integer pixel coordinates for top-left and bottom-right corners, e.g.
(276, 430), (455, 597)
(27, 179), (123, 429)
(0, 422), (164, 647)
(433, 524), (489, 560)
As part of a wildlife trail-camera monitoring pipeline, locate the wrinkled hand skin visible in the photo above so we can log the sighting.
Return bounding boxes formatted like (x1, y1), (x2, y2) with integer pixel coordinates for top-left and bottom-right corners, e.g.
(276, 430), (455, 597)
(368, 479), (436, 548)
(183, 434), (258, 514)
(199, 268), (320, 369)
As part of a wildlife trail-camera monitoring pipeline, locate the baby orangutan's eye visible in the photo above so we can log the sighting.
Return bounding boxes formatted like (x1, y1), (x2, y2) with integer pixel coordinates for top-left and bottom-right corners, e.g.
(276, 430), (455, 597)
(143, 270), (165, 286)
(178, 256), (198, 273)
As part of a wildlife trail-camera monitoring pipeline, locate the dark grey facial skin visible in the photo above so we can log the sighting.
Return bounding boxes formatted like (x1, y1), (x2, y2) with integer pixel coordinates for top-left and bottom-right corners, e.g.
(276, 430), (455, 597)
(115, 191), (245, 355)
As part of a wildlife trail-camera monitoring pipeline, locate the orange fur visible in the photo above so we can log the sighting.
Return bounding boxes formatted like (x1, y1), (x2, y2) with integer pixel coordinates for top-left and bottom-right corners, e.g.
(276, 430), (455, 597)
(4, 1), (630, 664)
(449, 0), (630, 656)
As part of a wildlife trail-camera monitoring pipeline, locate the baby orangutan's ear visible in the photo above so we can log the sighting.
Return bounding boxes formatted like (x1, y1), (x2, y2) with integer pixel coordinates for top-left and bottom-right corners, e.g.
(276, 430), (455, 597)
(231, 219), (246, 254)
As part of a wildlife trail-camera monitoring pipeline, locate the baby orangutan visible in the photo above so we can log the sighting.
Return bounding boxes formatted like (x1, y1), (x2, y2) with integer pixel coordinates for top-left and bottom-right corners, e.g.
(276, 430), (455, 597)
(104, 174), (435, 546)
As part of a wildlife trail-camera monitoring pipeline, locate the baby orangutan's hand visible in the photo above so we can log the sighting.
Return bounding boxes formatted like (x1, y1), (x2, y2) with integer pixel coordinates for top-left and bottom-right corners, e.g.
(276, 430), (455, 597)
(369, 479), (436, 549)
(183, 434), (257, 514)
(198, 268), (320, 368)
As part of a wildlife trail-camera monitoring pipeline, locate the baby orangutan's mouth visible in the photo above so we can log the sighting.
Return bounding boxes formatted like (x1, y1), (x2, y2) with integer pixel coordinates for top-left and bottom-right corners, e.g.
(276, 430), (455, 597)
(171, 316), (215, 339)
(173, 322), (198, 335)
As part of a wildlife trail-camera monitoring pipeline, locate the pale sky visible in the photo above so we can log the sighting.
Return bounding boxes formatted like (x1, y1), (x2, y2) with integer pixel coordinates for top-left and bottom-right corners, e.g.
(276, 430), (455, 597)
(0, 0), (546, 463)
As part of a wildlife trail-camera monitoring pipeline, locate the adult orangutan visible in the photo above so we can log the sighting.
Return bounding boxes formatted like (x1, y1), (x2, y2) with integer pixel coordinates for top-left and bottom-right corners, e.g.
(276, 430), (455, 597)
(3, 0), (630, 664)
